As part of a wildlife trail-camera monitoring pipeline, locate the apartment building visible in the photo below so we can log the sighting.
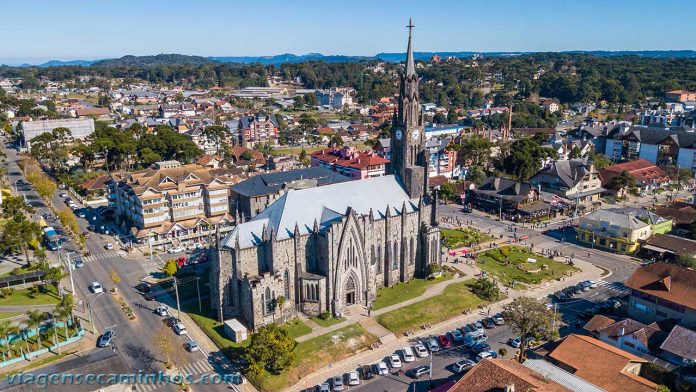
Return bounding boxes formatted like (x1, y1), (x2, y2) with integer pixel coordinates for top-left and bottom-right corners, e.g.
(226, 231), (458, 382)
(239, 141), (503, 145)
(236, 112), (279, 148)
(310, 146), (389, 180)
(110, 161), (239, 246)
(576, 209), (652, 254)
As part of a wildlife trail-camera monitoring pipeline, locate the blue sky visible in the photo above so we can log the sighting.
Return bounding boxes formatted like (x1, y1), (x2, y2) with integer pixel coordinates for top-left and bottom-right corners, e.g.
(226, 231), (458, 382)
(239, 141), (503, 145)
(3, 0), (696, 64)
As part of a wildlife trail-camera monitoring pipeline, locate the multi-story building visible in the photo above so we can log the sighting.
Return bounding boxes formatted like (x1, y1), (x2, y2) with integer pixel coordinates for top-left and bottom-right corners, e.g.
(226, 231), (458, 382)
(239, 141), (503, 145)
(599, 160), (670, 194)
(666, 89), (696, 103)
(625, 263), (696, 328)
(426, 137), (460, 179)
(576, 210), (652, 254)
(110, 161), (239, 246)
(315, 88), (354, 109)
(236, 113), (279, 148)
(530, 159), (604, 203)
(311, 146), (389, 180)
(467, 176), (551, 222)
(21, 118), (95, 152)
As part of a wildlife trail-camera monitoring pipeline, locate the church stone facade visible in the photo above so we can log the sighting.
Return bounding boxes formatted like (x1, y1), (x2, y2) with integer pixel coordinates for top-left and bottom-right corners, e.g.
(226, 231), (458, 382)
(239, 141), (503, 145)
(210, 21), (442, 330)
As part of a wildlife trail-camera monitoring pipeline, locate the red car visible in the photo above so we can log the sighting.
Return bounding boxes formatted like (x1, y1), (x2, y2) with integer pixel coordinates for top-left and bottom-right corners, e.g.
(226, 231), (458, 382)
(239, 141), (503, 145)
(438, 334), (452, 348)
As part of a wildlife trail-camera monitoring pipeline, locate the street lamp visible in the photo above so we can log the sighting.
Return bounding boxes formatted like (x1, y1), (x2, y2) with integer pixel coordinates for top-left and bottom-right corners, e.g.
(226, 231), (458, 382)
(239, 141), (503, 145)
(61, 250), (76, 295)
(86, 292), (105, 334)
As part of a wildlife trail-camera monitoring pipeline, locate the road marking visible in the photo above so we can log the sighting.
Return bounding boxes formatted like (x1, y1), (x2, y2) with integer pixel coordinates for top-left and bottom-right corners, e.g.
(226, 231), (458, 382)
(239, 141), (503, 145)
(83, 251), (121, 262)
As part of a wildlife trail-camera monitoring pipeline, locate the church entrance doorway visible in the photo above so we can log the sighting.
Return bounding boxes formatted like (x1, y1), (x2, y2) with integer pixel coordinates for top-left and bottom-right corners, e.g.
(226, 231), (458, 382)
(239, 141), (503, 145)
(345, 275), (357, 306)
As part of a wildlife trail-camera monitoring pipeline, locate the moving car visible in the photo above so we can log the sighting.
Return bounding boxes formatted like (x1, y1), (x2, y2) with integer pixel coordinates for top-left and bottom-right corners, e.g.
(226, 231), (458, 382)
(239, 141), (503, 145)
(452, 359), (476, 373)
(185, 340), (199, 352)
(73, 258), (84, 268)
(374, 361), (388, 375)
(105, 243), (114, 250)
(476, 350), (498, 362)
(388, 354), (402, 368)
(97, 330), (115, 347)
(346, 371), (360, 386)
(402, 346), (415, 362)
(360, 364), (374, 380)
(330, 376), (344, 391)
(90, 281), (104, 294)
(414, 343), (428, 358)
(168, 246), (185, 254)
(173, 322), (187, 335)
(410, 365), (430, 379)
(155, 306), (169, 317)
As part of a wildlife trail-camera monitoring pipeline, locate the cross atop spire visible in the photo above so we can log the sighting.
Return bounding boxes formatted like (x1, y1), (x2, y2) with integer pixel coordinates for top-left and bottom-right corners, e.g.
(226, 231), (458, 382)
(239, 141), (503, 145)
(405, 18), (416, 77)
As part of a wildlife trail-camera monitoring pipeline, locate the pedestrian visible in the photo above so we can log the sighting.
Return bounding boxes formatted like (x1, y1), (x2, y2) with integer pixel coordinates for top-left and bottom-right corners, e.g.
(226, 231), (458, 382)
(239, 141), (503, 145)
(487, 307), (491, 315)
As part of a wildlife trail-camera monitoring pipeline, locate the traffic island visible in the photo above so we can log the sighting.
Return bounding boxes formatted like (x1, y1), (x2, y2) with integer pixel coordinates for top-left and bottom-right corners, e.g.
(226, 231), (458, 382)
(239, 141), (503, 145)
(114, 295), (136, 321)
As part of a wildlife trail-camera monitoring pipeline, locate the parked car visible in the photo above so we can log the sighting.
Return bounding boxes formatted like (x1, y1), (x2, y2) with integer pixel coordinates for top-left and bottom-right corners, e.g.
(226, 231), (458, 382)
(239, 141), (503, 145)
(463, 324), (474, 333)
(185, 340), (199, 352)
(476, 350), (498, 362)
(472, 343), (491, 354)
(438, 334), (452, 348)
(173, 322), (187, 335)
(155, 306), (169, 317)
(474, 321), (484, 333)
(452, 359), (476, 373)
(77, 211), (86, 218)
(482, 318), (496, 329)
(410, 365), (430, 379)
(330, 376), (344, 391)
(82, 231), (90, 239)
(374, 361), (389, 375)
(449, 329), (464, 342)
(135, 282), (150, 293)
(97, 330), (115, 347)
(346, 371), (360, 386)
(59, 192), (68, 198)
(426, 337), (441, 352)
(388, 354), (402, 368)
(493, 313), (505, 325)
(90, 281), (104, 294)
(360, 364), (374, 380)
(414, 343), (429, 358)
(402, 346), (415, 362)
(316, 383), (330, 392)
(508, 337), (522, 348)
(168, 246), (185, 254)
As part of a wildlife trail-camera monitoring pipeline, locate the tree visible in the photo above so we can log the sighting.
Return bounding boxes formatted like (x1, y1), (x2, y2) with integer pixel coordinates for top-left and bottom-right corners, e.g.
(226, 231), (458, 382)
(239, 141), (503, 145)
(26, 310), (45, 356)
(299, 113), (317, 131)
(466, 165), (487, 185)
(439, 183), (457, 203)
(498, 138), (557, 181)
(245, 323), (296, 375)
(1, 195), (31, 221)
(153, 325), (185, 369)
(470, 277), (501, 301)
(588, 151), (612, 169)
(609, 170), (633, 197)
(25, 171), (57, 201)
(53, 306), (71, 353)
(276, 295), (286, 322)
(458, 136), (493, 168)
(502, 297), (559, 362)
(162, 259), (178, 277)
(298, 149), (307, 161)
(676, 253), (696, 269)
(0, 320), (13, 358)
(110, 271), (121, 292)
(447, 109), (459, 124)
(240, 150), (255, 161)
(0, 218), (41, 266)
(329, 134), (344, 147)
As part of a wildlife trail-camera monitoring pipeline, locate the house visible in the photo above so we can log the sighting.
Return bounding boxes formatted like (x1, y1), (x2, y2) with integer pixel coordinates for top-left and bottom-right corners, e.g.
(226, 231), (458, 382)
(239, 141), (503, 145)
(530, 160), (604, 204)
(546, 334), (658, 392)
(449, 358), (572, 392)
(625, 262), (696, 328)
(310, 146), (390, 180)
(583, 315), (665, 357)
(467, 176), (551, 222)
(265, 155), (299, 171)
(653, 202), (696, 235)
(79, 174), (112, 197)
(228, 146), (264, 166)
(197, 154), (224, 169)
(74, 107), (110, 118)
(576, 210), (652, 254)
(541, 99), (560, 113)
(642, 233), (696, 262)
(231, 166), (351, 219)
(666, 90), (696, 103)
(599, 159), (670, 194)
(237, 113), (279, 148)
(658, 325), (696, 366)
(372, 138), (392, 160)
(315, 88), (354, 109)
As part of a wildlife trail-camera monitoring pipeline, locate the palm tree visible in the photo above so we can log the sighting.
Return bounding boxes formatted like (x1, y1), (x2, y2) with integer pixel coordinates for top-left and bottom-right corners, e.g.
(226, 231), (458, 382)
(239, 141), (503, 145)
(26, 310), (44, 355)
(0, 320), (11, 361)
(6, 325), (18, 358)
(54, 306), (71, 348)
(19, 325), (30, 358)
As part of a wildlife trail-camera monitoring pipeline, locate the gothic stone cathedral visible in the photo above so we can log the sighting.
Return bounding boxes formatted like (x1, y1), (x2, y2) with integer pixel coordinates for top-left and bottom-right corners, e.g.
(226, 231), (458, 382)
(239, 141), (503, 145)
(211, 21), (441, 330)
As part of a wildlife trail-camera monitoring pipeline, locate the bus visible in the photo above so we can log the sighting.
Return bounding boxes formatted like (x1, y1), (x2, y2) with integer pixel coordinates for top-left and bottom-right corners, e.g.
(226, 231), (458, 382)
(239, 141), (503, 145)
(43, 226), (61, 251)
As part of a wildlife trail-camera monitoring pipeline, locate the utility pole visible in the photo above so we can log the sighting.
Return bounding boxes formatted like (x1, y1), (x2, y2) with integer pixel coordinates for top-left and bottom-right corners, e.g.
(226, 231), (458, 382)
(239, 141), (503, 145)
(196, 276), (202, 313)
(64, 251), (75, 295)
(173, 278), (181, 319)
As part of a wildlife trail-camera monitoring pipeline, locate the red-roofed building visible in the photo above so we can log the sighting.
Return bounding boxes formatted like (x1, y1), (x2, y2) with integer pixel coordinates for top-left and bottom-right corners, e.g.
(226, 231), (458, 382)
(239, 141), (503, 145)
(666, 90), (696, 103)
(310, 146), (389, 180)
(599, 159), (670, 193)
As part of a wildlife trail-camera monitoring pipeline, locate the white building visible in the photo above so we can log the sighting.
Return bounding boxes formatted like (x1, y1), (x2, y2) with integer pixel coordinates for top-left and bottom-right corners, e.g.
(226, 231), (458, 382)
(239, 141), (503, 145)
(21, 118), (95, 152)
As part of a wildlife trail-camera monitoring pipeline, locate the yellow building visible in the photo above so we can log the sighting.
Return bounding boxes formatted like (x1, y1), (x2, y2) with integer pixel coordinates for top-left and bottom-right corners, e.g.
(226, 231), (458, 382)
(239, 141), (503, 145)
(576, 210), (651, 254)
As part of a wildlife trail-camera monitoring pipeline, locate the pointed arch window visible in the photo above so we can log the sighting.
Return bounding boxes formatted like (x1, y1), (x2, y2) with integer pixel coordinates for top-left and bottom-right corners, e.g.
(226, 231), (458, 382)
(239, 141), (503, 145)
(284, 269), (290, 299)
(264, 287), (273, 315)
(392, 242), (399, 270)
(377, 244), (382, 273)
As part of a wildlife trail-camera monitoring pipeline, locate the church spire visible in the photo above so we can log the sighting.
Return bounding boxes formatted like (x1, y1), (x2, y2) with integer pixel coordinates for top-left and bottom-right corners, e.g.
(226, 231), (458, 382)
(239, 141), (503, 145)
(405, 18), (416, 78)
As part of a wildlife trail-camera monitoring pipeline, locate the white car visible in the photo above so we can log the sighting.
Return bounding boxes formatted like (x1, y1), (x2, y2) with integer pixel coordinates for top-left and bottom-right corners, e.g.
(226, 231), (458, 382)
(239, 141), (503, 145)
(90, 282), (104, 294)
(375, 361), (388, 375)
(173, 322), (187, 335)
(426, 337), (441, 352)
(168, 246), (185, 254)
(387, 354), (402, 368)
(347, 371), (360, 386)
(588, 280), (598, 288)
(185, 340), (199, 352)
(402, 346), (415, 362)
(105, 243), (114, 250)
(414, 343), (429, 358)
(154, 306), (169, 317)
(476, 350), (498, 362)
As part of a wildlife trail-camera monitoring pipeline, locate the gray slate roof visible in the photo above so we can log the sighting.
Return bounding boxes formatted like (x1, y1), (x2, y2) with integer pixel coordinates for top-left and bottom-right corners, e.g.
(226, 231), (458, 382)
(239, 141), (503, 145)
(532, 159), (591, 188)
(583, 209), (650, 230)
(474, 176), (534, 202)
(231, 167), (350, 197)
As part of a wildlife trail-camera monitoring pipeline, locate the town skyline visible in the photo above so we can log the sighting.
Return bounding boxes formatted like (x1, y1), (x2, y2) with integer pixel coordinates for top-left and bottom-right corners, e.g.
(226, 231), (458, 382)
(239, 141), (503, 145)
(3, 0), (696, 65)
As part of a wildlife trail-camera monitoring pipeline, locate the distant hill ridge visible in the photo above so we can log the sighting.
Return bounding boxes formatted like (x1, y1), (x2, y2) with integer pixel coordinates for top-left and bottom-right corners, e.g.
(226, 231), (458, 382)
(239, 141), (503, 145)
(20, 50), (696, 67)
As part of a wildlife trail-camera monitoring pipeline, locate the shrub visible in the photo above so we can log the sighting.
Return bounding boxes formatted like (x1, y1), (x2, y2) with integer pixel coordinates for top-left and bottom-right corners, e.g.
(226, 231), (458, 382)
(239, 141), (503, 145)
(318, 311), (332, 321)
(498, 348), (507, 357)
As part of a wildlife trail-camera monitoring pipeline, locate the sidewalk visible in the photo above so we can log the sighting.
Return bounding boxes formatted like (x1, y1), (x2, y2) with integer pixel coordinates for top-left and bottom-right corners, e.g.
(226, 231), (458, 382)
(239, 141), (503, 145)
(288, 258), (603, 391)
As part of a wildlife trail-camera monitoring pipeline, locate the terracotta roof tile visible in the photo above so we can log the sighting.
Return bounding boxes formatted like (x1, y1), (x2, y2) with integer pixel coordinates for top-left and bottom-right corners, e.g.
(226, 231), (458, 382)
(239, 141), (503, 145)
(625, 262), (696, 310)
(451, 358), (570, 392)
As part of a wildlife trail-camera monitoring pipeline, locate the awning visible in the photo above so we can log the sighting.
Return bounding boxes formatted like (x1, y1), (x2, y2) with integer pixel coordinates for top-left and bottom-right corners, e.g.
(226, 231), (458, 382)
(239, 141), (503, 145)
(643, 244), (674, 254)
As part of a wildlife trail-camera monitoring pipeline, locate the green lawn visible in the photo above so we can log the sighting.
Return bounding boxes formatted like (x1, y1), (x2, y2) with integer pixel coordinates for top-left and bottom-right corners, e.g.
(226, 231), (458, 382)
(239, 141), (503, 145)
(183, 302), (249, 359)
(247, 323), (377, 392)
(309, 316), (345, 328)
(376, 280), (497, 335)
(0, 312), (21, 320)
(476, 246), (580, 287)
(441, 228), (494, 248)
(371, 275), (453, 310)
(0, 285), (60, 307)
(283, 319), (312, 339)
